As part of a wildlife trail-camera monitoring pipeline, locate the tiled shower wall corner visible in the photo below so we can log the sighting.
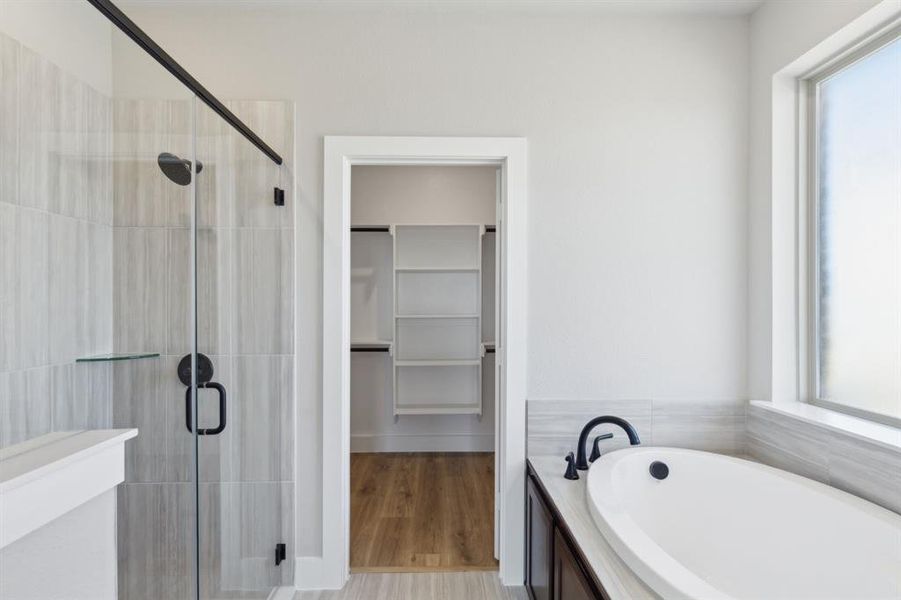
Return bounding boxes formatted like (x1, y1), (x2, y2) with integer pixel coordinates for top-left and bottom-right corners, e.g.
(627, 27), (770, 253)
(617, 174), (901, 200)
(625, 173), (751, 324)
(0, 28), (295, 598)
(527, 398), (747, 457)
(112, 99), (296, 597)
(0, 31), (114, 448)
(747, 404), (901, 515)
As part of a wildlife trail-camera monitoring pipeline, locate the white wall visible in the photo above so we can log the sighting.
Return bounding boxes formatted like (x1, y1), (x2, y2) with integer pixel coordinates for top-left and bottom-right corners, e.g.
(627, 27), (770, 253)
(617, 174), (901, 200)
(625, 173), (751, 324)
(0, 0), (112, 95)
(0, 489), (118, 600)
(119, 3), (750, 561)
(747, 0), (884, 401)
(352, 165), (497, 225)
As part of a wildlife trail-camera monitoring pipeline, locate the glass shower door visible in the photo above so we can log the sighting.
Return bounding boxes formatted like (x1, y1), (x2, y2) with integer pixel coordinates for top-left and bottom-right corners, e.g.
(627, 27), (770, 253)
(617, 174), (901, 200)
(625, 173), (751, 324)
(1, 2), (290, 598)
(107, 22), (201, 600)
(190, 99), (292, 600)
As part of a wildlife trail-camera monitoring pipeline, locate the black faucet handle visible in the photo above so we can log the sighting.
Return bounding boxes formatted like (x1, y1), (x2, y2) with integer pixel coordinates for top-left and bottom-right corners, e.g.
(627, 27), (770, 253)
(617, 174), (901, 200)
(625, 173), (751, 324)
(564, 452), (579, 480)
(589, 433), (615, 463)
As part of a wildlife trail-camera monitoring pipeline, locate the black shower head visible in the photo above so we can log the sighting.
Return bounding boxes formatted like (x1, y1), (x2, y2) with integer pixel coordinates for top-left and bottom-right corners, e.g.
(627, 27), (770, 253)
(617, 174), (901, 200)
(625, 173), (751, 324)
(158, 152), (203, 186)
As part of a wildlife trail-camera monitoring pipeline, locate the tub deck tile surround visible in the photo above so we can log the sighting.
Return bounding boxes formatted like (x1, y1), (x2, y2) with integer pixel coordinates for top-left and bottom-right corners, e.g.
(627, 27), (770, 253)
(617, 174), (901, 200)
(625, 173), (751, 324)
(650, 398), (745, 454)
(527, 456), (655, 600)
(747, 402), (901, 515)
(527, 398), (746, 458)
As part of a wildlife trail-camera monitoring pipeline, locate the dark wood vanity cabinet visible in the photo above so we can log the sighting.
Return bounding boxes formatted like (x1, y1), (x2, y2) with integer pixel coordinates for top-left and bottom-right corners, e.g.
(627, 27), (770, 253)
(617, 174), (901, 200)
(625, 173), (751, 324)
(554, 529), (598, 600)
(526, 462), (608, 600)
(527, 475), (554, 600)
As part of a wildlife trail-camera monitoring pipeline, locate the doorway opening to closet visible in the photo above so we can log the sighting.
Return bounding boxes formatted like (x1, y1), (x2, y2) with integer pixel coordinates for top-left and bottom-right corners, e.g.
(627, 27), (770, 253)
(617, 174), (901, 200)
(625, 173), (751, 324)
(349, 165), (499, 573)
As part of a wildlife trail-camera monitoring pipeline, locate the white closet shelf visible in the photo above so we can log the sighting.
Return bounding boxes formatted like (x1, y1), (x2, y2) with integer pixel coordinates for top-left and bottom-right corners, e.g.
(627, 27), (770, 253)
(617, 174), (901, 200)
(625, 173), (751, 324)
(394, 267), (479, 272)
(395, 406), (482, 416)
(392, 224), (484, 417)
(395, 359), (480, 367)
(395, 314), (479, 319)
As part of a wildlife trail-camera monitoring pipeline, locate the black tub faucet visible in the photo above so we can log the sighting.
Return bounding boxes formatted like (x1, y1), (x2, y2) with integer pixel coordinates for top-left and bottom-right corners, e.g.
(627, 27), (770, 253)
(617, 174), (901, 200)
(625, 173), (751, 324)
(589, 433), (614, 463)
(575, 416), (640, 470)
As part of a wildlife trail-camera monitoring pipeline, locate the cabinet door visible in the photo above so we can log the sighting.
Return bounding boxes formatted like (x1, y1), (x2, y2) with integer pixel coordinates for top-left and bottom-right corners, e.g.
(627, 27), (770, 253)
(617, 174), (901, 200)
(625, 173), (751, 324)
(526, 476), (554, 600)
(554, 529), (599, 600)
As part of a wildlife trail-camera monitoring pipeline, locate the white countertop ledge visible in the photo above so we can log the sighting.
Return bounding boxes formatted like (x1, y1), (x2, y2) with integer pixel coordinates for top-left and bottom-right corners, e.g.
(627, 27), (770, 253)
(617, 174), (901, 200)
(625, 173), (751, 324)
(529, 456), (657, 600)
(0, 429), (137, 549)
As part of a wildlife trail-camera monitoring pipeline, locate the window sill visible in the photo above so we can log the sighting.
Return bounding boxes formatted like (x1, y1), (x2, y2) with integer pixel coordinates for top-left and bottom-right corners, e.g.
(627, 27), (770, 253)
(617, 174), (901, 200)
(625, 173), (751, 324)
(750, 400), (901, 453)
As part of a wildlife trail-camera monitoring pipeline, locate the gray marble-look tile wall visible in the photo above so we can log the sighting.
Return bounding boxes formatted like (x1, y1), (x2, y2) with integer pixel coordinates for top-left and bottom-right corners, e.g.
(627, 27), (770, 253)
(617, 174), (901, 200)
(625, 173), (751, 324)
(1, 30), (295, 594)
(0, 32), (114, 449)
(112, 98), (296, 596)
(747, 404), (901, 515)
(527, 398), (746, 458)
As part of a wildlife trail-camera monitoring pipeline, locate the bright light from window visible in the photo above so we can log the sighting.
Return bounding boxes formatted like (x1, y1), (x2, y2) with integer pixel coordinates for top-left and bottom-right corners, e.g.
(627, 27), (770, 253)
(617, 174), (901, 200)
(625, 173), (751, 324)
(815, 35), (901, 421)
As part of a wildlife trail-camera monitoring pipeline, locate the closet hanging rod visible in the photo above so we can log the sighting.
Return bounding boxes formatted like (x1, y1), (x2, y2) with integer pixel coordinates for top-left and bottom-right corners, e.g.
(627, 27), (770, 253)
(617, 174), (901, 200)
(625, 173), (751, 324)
(350, 226), (391, 232)
(350, 225), (497, 232)
(86, 0), (284, 166)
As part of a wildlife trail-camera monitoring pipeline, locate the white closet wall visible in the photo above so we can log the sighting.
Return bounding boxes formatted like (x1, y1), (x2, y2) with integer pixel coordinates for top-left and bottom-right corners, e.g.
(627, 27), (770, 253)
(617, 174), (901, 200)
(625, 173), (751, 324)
(350, 166), (497, 452)
(352, 165), (497, 226)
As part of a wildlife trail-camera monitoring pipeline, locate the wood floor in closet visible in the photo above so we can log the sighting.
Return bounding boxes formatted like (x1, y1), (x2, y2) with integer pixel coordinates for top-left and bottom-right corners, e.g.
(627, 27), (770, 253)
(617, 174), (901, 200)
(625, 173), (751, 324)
(350, 452), (498, 573)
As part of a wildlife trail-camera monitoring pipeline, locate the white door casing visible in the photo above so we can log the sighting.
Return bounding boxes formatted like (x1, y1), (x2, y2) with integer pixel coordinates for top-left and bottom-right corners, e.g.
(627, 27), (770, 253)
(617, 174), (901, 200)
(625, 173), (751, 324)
(316, 136), (528, 590)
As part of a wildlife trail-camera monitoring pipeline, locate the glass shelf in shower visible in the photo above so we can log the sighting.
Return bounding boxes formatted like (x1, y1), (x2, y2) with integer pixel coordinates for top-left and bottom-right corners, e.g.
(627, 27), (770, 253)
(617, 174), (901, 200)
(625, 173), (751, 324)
(75, 352), (161, 363)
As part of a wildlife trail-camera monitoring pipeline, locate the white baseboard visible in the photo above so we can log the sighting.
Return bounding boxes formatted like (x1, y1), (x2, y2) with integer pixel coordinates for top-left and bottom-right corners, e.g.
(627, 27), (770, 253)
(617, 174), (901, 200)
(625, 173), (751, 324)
(294, 555), (347, 591)
(267, 585), (296, 600)
(350, 433), (494, 453)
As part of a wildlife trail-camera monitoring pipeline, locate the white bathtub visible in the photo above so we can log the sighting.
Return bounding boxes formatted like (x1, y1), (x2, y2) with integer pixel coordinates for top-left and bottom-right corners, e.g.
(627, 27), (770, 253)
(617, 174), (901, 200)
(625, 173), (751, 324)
(586, 447), (901, 600)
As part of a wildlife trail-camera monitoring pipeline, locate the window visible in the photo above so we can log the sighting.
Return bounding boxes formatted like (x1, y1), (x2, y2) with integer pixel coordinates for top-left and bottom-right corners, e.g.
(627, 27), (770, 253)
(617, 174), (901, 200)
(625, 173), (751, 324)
(809, 31), (901, 424)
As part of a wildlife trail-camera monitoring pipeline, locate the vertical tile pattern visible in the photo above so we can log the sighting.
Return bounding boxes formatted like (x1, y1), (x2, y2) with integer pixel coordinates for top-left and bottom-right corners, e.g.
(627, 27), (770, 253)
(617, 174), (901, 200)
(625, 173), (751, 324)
(221, 356), (289, 482)
(113, 357), (167, 483)
(51, 362), (112, 431)
(0, 201), (18, 373)
(111, 99), (296, 598)
(746, 404), (830, 481)
(117, 483), (195, 600)
(77, 220), (114, 357)
(227, 101), (293, 230)
(166, 354), (228, 483)
(651, 398), (746, 454)
(17, 44), (59, 212)
(527, 397), (747, 458)
(0, 32), (114, 451)
(3, 60), (297, 597)
(234, 228), (293, 355)
(55, 71), (89, 218)
(113, 227), (168, 353)
(527, 399), (653, 457)
(0, 367), (51, 447)
(49, 214), (78, 364)
(17, 208), (49, 369)
(217, 482), (288, 592)
(113, 99), (191, 228)
(0, 34), (18, 206)
(747, 404), (901, 513)
(167, 228), (232, 355)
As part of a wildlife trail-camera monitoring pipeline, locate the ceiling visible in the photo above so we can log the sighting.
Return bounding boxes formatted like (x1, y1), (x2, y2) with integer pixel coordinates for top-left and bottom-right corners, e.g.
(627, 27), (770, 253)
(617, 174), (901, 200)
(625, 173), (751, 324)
(118, 0), (765, 17)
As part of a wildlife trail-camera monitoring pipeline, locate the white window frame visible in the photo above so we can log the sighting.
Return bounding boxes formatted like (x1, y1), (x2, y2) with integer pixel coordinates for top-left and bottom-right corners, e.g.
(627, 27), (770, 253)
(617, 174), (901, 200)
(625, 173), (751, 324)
(801, 25), (901, 429)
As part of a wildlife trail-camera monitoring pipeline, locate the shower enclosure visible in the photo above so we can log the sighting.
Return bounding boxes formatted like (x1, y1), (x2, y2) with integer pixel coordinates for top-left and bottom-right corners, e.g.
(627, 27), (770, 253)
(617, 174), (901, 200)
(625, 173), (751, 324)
(0, 1), (294, 598)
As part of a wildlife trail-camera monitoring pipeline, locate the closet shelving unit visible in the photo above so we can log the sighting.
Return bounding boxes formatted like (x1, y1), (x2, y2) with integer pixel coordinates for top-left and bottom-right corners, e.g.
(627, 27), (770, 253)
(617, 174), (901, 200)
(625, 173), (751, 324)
(392, 224), (485, 416)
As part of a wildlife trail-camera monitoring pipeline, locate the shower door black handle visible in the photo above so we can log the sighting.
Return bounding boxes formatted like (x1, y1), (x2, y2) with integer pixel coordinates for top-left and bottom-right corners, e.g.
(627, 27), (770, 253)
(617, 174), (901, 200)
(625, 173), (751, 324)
(185, 382), (227, 435)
